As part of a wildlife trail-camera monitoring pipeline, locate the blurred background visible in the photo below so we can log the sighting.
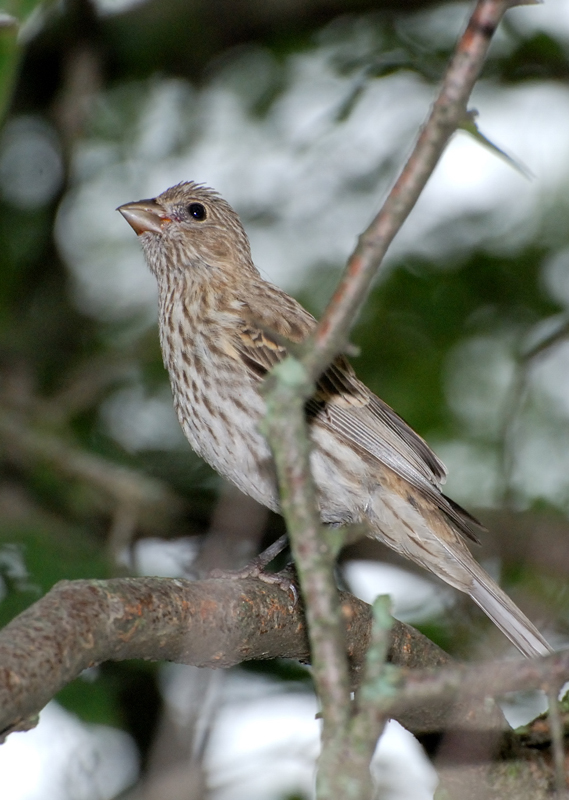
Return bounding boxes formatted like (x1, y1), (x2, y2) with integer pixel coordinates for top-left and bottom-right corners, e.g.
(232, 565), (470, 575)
(1, 0), (569, 797)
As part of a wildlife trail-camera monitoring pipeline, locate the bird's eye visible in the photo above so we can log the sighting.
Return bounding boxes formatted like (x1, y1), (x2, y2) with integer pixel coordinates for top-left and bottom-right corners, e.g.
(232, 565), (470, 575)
(188, 203), (207, 221)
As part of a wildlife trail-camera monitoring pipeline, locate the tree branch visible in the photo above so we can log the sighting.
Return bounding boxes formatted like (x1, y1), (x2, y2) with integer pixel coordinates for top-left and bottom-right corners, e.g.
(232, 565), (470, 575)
(0, 574), (449, 740)
(261, 1), (517, 796)
(305, 0), (514, 379)
(0, 407), (183, 529)
(261, 361), (352, 776)
(2, 572), (567, 762)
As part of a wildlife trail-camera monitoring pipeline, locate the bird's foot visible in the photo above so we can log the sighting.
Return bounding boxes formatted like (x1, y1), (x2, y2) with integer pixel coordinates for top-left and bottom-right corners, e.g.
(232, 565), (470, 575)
(208, 534), (298, 606)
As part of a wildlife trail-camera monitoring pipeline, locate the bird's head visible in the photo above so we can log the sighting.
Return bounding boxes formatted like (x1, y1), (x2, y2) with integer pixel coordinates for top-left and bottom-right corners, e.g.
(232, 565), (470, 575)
(118, 182), (256, 281)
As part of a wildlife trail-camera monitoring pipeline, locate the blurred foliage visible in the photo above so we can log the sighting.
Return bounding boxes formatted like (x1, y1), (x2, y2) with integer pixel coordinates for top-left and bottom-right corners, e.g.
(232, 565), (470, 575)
(0, 0), (569, 793)
(0, 20), (19, 125)
(350, 247), (560, 430)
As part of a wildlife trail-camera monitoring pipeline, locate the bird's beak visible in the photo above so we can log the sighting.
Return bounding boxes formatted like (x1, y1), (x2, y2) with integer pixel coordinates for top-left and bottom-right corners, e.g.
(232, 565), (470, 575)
(117, 199), (172, 235)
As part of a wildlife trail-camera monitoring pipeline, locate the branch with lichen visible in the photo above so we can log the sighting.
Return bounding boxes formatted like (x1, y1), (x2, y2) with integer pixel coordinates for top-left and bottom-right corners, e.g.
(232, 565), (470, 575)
(2, 571), (568, 735)
(260, 1), (521, 797)
(0, 574), (449, 740)
(260, 360), (352, 788)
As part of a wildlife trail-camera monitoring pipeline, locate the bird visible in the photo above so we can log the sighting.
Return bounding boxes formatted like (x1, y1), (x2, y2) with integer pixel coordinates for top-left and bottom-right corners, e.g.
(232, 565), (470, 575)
(118, 181), (553, 658)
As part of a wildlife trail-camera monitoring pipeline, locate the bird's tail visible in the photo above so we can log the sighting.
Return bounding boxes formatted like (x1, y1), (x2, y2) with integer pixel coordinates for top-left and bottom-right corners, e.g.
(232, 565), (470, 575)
(369, 479), (552, 657)
(463, 558), (553, 658)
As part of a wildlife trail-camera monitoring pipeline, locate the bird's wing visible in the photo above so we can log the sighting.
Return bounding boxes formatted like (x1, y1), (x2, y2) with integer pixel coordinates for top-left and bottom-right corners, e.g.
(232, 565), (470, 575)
(231, 290), (481, 542)
(235, 322), (288, 377)
(310, 360), (446, 488)
(311, 367), (482, 542)
(308, 359), (481, 542)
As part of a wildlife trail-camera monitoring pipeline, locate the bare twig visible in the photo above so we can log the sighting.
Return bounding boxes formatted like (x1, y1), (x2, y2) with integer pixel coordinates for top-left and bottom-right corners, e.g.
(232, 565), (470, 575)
(337, 596), (399, 797)
(262, 1), (517, 796)
(500, 315), (569, 507)
(261, 359), (352, 781)
(304, 0), (514, 381)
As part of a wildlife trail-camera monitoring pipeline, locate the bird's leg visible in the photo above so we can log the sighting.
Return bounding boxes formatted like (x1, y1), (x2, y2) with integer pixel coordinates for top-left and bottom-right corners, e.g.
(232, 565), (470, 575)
(208, 533), (298, 603)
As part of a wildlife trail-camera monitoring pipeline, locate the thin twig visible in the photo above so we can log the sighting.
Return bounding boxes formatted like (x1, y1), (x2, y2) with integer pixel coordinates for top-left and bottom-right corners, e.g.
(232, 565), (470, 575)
(547, 686), (568, 797)
(500, 316), (569, 507)
(0, 407), (182, 518)
(303, 0), (514, 381)
(261, 359), (352, 777)
(338, 596), (400, 797)
(260, 2), (523, 796)
(263, 0), (516, 794)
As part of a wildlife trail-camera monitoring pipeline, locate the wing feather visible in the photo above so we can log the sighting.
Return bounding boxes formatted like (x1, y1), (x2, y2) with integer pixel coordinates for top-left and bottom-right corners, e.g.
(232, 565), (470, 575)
(229, 290), (482, 543)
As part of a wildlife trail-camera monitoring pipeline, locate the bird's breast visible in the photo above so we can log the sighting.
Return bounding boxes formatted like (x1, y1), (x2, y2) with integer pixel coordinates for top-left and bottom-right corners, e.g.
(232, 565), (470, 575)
(157, 295), (373, 522)
(161, 315), (281, 510)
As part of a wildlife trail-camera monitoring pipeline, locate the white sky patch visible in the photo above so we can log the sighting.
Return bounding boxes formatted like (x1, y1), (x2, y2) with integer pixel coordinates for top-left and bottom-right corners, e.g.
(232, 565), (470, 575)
(100, 383), (186, 451)
(130, 536), (199, 577)
(93, 0), (149, 16)
(207, 687), (319, 800)
(56, 178), (159, 322)
(509, 0), (569, 41)
(499, 690), (549, 730)
(405, 81), (569, 258)
(371, 720), (439, 800)
(0, 703), (138, 800)
(343, 560), (452, 623)
(200, 669), (438, 800)
(56, 55), (569, 321)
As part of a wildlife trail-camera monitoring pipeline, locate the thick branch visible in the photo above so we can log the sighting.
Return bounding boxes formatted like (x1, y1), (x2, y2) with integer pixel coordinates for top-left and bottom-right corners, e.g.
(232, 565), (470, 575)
(0, 575), (447, 739)
(3, 574), (567, 749)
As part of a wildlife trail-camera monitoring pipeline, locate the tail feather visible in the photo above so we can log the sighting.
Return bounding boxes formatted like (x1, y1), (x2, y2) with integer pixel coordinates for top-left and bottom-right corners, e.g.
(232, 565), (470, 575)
(437, 537), (553, 658)
(469, 576), (553, 658)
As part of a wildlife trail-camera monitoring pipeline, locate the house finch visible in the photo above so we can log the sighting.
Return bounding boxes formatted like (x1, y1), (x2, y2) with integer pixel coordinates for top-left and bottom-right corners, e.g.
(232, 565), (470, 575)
(118, 181), (552, 658)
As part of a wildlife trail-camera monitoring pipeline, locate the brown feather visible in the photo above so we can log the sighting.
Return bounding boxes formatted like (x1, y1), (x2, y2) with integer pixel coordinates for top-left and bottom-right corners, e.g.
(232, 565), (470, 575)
(118, 180), (553, 658)
(229, 291), (481, 543)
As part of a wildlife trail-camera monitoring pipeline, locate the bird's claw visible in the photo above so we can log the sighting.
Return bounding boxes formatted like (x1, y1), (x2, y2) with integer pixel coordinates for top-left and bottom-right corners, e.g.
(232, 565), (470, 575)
(208, 563), (299, 609)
